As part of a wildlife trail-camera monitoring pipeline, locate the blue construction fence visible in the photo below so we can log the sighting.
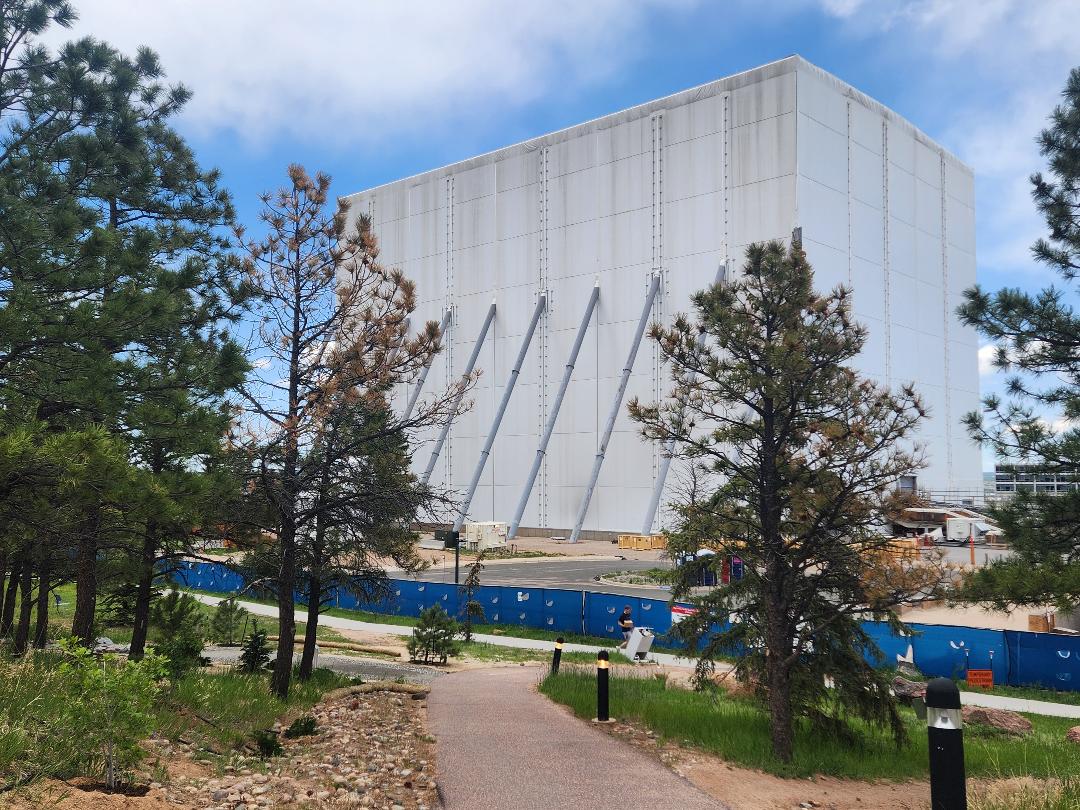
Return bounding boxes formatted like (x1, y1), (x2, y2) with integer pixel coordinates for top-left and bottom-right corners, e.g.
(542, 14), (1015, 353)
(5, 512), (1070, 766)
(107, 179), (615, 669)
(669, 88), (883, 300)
(174, 560), (1080, 691)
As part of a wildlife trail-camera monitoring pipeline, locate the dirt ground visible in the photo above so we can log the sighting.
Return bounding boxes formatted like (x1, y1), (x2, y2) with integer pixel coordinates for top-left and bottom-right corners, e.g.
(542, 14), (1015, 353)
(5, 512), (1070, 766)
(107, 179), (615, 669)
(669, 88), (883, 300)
(7, 684), (438, 810)
(899, 600), (1059, 631)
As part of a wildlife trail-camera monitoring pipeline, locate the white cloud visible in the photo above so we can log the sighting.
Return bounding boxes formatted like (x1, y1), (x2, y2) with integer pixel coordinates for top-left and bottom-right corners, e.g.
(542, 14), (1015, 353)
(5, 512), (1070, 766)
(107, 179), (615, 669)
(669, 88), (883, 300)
(977, 344), (997, 376)
(41, 0), (689, 145)
(812, 0), (1078, 282)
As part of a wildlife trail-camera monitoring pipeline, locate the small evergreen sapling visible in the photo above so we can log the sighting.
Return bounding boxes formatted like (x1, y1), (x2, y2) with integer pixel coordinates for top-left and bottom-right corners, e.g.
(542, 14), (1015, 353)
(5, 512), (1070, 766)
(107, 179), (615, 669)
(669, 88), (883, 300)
(283, 715), (317, 738)
(239, 622), (272, 673)
(210, 598), (248, 645)
(459, 553), (486, 643)
(407, 605), (460, 664)
(148, 590), (207, 679)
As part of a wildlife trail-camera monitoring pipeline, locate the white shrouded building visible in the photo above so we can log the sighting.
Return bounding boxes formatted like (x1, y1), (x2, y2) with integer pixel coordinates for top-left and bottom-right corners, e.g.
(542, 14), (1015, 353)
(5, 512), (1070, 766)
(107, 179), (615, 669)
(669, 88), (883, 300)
(345, 55), (980, 538)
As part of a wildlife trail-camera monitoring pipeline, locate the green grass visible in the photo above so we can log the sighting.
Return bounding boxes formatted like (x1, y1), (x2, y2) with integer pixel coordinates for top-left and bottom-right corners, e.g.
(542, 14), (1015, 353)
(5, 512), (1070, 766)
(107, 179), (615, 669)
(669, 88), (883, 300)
(457, 640), (632, 664)
(153, 666), (350, 751)
(539, 670), (1080, 781)
(603, 567), (676, 586)
(971, 777), (1080, 810)
(0, 649), (350, 788)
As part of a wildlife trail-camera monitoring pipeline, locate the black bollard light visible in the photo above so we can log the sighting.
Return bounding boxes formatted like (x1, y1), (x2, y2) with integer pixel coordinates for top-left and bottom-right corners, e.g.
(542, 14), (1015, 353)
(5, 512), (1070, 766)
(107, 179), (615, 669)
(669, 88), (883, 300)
(595, 649), (611, 722)
(551, 637), (564, 676)
(926, 677), (966, 810)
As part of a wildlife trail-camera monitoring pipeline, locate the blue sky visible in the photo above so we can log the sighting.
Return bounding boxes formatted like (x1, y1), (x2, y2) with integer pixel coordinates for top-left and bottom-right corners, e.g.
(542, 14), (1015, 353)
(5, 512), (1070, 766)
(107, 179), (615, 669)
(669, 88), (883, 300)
(47, 0), (1078, 470)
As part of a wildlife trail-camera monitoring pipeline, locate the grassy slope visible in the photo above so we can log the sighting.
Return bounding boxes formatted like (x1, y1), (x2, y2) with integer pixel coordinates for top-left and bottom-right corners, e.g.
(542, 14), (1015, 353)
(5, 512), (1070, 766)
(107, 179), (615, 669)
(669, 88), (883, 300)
(539, 671), (1080, 781)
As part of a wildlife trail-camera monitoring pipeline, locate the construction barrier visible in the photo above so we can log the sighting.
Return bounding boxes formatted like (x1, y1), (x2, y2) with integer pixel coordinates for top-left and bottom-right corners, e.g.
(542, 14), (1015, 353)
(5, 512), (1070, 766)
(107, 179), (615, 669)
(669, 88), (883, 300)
(617, 534), (668, 550)
(173, 560), (1080, 691)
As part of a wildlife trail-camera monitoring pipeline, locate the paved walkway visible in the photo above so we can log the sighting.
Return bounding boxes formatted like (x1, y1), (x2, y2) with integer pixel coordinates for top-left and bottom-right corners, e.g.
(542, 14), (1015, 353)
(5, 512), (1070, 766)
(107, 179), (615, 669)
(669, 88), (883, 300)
(426, 666), (726, 810)
(957, 690), (1080, 719)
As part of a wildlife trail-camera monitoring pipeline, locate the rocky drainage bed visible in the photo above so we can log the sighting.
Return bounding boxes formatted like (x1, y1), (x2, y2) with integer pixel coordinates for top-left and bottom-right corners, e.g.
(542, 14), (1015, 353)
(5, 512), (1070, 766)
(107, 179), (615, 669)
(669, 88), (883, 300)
(156, 682), (438, 809)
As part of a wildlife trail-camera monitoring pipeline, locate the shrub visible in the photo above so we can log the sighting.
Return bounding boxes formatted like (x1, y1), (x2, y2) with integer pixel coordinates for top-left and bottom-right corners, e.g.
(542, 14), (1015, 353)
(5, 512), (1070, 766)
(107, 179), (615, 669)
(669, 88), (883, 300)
(210, 598), (249, 645)
(149, 589), (207, 678)
(239, 622), (272, 673)
(407, 605), (459, 664)
(283, 715), (317, 738)
(252, 728), (282, 757)
(56, 641), (168, 789)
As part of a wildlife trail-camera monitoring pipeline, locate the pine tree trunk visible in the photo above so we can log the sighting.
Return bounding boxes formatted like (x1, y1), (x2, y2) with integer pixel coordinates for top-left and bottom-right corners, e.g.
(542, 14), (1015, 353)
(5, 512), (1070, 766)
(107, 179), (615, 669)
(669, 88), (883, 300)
(299, 574), (321, 681)
(765, 636), (795, 762)
(0, 548), (8, 626)
(271, 522), (297, 700)
(71, 503), (102, 645)
(0, 547), (8, 621)
(1, 557), (22, 636)
(128, 521), (158, 661)
(12, 563), (34, 655)
(32, 551), (51, 649)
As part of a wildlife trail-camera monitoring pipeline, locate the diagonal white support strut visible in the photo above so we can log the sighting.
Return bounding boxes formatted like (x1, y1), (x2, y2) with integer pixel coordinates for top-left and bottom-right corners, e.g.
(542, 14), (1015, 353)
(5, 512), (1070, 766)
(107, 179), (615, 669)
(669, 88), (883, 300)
(453, 294), (547, 532)
(402, 308), (453, 422)
(508, 282), (599, 540)
(570, 274), (661, 543)
(421, 301), (496, 486)
(640, 263), (727, 534)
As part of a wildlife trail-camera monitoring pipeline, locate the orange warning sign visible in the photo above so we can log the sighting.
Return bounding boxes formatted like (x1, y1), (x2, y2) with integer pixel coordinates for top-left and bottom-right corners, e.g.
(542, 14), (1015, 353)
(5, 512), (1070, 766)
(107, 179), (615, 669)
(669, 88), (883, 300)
(966, 669), (994, 689)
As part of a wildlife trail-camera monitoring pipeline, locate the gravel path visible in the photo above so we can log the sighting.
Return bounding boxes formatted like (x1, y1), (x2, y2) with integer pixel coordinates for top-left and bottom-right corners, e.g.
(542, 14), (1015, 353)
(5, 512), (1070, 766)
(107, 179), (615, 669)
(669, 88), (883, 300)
(426, 666), (727, 810)
(203, 646), (443, 685)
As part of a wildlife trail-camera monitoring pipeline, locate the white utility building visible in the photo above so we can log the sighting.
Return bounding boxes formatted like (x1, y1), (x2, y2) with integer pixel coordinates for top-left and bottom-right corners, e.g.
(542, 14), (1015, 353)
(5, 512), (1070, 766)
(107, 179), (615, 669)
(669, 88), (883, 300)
(345, 55), (980, 538)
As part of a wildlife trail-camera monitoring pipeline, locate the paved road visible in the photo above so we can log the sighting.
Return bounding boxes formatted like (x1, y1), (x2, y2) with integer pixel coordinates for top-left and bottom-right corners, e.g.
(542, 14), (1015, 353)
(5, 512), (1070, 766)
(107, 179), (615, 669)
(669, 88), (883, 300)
(427, 666), (726, 810)
(937, 544), (1010, 566)
(415, 557), (667, 596)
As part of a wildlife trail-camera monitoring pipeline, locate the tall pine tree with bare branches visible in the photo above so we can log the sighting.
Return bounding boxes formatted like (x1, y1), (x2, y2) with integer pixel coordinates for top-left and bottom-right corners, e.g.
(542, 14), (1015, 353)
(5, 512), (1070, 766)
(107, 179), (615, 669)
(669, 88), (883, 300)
(237, 165), (466, 698)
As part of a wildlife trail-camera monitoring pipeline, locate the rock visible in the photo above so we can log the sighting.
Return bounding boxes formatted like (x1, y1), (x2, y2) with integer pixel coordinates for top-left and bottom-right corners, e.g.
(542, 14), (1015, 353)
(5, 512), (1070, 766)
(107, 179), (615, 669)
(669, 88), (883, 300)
(896, 660), (922, 678)
(1066, 726), (1080, 744)
(892, 676), (926, 700)
(962, 706), (1033, 736)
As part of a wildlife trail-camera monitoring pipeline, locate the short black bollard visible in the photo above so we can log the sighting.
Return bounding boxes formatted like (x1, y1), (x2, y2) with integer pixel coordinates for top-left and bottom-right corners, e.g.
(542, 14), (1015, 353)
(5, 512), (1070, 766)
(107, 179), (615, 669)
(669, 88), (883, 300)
(926, 677), (966, 810)
(551, 637), (564, 675)
(595, 649), (611, 722)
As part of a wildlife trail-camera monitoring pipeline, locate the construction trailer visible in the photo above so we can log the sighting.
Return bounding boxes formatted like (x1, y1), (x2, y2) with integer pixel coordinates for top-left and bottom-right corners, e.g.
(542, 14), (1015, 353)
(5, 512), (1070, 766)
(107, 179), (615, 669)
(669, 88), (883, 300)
(346, 55), (980, 539)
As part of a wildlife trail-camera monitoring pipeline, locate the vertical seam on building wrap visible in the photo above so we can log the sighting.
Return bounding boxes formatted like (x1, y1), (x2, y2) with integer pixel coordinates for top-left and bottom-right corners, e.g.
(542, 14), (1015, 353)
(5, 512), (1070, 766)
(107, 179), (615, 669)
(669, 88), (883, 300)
(882, 121), (892, 386)
(941, 154), (953, 488)
(723, 92), (730, 275)
(538, 145), (550, 528)
(650, 111), (665, 521)
(847, 101), (854, 290)
(445, 175), (455, 490)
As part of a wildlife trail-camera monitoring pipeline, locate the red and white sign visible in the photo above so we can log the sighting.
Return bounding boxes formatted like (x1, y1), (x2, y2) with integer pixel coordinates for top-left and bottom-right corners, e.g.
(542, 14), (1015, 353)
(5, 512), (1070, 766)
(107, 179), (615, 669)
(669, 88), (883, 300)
(671, 605), (698, 625)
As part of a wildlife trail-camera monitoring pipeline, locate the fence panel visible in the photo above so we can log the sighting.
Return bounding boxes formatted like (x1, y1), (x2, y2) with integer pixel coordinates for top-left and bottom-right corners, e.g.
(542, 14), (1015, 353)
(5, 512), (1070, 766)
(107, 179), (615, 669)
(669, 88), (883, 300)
(171, 560), (1080, 691)
(542, 589), (584, 634)
(1005, 630), (1080, 690)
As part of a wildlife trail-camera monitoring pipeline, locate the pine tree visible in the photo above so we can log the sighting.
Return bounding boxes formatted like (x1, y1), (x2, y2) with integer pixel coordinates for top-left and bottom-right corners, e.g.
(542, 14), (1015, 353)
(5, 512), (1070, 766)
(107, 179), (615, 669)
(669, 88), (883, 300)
(210, 598), (249, 646)
(407, 605), (459, 664)
(239, 621), (271, 674)
(628, 241), (948, 763)
(237, 166), (466, 698)
(959, 67), (1080, 611)
(459, 553), (486, 643)
(0, 2), (248, 648)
